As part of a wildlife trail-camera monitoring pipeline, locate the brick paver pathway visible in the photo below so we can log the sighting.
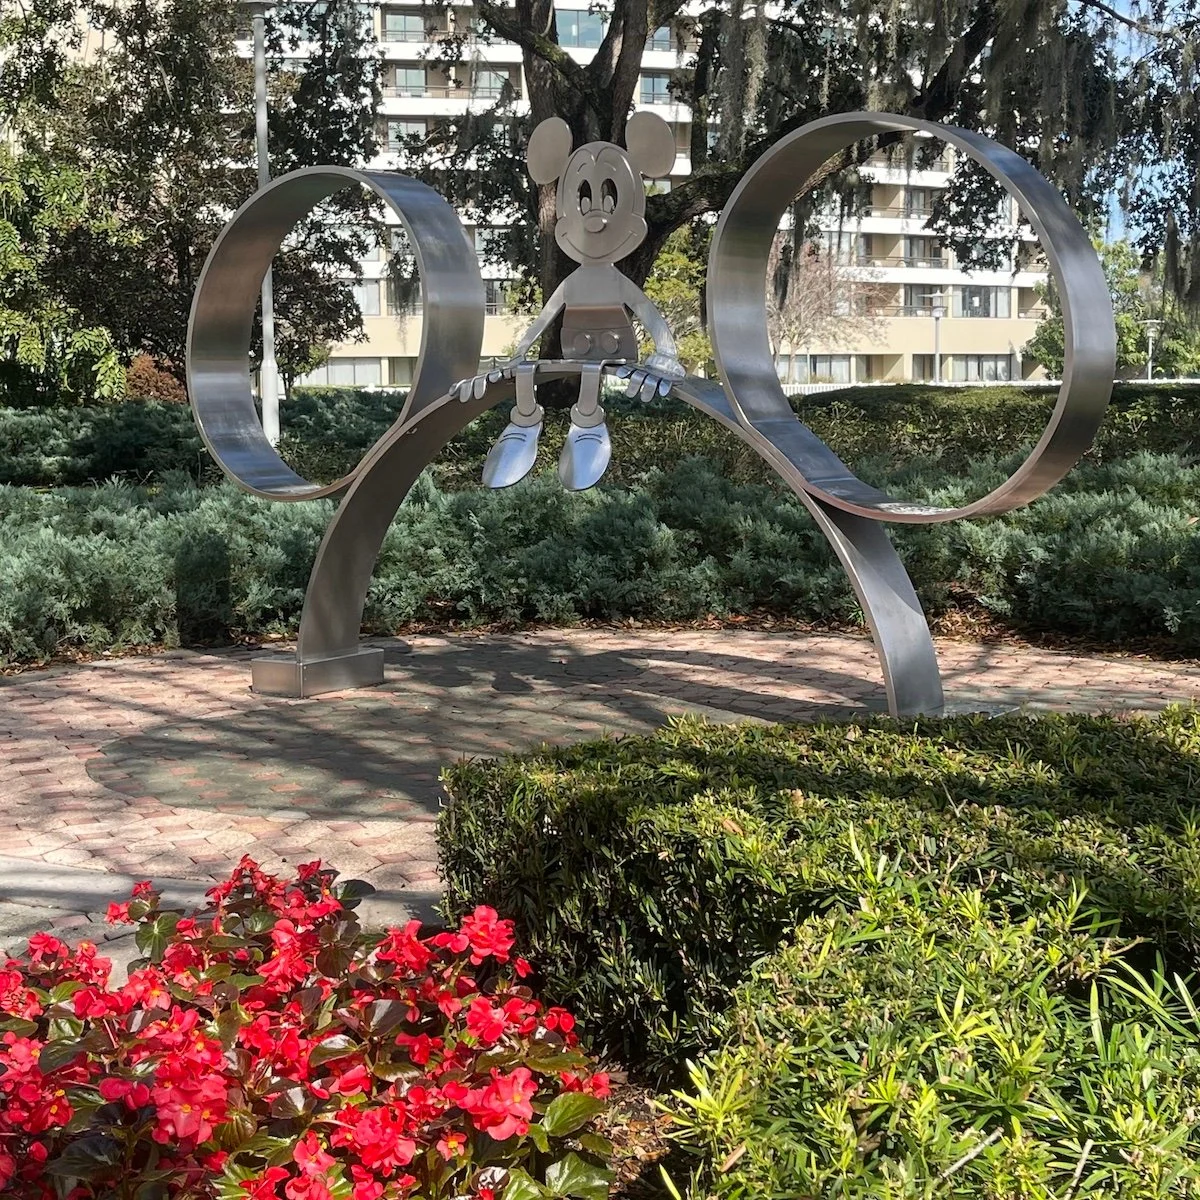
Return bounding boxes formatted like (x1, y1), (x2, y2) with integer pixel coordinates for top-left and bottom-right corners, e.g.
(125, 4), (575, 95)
(2, 629), (1199, 937)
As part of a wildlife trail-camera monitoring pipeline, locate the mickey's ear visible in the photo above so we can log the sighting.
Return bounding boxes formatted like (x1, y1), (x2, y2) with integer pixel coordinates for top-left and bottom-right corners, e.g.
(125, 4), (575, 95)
(527, 117), (573, 185)
(625, 112), (676, 178)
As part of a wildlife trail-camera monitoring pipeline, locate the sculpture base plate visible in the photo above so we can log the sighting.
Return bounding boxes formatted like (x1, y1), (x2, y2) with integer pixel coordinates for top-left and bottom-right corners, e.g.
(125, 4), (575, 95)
(251, 647), (385, 698)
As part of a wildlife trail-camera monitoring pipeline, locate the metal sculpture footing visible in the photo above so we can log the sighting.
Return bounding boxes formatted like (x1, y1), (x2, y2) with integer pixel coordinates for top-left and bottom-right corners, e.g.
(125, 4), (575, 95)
(186, 113), (1116, 718)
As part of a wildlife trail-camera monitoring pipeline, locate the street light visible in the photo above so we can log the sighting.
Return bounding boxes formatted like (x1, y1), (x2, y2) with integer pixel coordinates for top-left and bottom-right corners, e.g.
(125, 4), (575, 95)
(1144, 318), (1163, 381)
(930, 290), (946, 383)
(240, 0), (282, 446)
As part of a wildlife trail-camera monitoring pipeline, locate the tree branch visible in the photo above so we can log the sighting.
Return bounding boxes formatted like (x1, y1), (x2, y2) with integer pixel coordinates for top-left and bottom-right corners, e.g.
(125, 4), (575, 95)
(472, 0), (591, 92)
(1072, 0), (1188, 44)
(911, 1), (998, 120)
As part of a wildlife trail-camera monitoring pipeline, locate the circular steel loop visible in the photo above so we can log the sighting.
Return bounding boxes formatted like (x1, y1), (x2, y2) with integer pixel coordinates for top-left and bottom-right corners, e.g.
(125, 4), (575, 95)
(187, 166), (484, 501)
(707, 112), (1116, 523)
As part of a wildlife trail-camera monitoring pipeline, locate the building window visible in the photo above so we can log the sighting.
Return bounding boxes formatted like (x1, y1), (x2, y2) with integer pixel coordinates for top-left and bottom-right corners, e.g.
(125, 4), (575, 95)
(388, 357), (415, 386)
(381, 10), (427, 41)
(912, 354), (937, 381)
(474, 227), (504, 258)
(384, 119), (425, 151)
(905, 187), (936, 217)
(473, 68), (513, 100)
(351, 280), (381, 317)
(775, 355), (809, 384)
(647, 25), (672, 50)
(556, 7), (607, 47)
(386, 276), (422, 314)
(484, 280), (510, 314)
(299, 357), (382, 387)
(902, 285), (948, 316)
(953, 285), (1011, 318)
(639, 73), (672, 104)
(950, 354), (1013, 382)
(904, 236), (943, 267)
(333, 226), (382, 262)
(388, 67), (426, 96)
(810, 355), (852, 384)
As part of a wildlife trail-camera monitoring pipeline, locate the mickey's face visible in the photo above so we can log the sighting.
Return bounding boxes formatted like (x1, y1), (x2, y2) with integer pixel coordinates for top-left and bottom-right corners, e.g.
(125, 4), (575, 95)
(554, 143), (646, 264)
(525, 113), (677, 268)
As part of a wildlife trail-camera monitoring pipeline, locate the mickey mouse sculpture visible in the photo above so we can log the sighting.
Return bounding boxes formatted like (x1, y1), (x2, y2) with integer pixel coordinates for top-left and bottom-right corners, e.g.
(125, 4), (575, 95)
(451, 112), (686, 491)
(187, 110), (1116, 717)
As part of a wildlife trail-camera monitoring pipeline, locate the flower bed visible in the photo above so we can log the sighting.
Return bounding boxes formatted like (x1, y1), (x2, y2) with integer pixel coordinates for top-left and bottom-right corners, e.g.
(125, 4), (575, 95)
(0, 858), (613, 1200)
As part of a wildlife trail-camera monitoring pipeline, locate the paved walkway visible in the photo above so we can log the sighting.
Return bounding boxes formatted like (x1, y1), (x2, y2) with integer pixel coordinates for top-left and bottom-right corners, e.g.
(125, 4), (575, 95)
(2, 629), (1198, 968)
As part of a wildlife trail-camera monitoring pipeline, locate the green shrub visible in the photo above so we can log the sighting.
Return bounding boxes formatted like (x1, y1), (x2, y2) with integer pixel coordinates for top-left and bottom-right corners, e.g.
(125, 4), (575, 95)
(438, 707), (1200, 1080)
(2, 381), (1199, 489)
(670, 878), (1200, 1198)
(3, 448), (1200, 663)
(0, 401), (210, 486)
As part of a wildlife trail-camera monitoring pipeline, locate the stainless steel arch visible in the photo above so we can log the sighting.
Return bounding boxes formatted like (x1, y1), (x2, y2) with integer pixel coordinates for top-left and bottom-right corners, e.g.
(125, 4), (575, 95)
(250, 363), (944, 715)
(186, 166), (485, 501)
(185, 117), (1115, 715)
(707, 112), (1116, 523)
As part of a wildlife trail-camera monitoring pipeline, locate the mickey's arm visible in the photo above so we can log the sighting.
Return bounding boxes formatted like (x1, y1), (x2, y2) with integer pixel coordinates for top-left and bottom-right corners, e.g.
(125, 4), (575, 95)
(619, 278), (685, 378)
(507, 284), (568, 362)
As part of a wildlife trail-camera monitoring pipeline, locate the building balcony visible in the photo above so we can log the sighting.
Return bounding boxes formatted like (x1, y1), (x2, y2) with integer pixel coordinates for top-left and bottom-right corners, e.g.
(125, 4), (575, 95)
(382, 84), (511, 100)
(855, 254), (948, 269)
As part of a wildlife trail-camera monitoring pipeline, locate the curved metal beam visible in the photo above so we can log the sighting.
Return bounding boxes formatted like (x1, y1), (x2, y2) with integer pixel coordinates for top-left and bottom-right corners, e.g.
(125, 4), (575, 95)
(256, 364), (944, 715)
(707, 112), (1116, 524)
(186, 166), (484, 502)
(672, 375), (944, 716)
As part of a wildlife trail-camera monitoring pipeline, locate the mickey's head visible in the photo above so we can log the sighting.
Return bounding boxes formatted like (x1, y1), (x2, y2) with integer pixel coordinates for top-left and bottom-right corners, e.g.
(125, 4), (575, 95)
(526, 113), (676, 265)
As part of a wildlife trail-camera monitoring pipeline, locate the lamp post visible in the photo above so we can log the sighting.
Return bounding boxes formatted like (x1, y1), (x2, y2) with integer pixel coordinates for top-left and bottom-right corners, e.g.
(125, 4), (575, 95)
(1144, 318), (1162, 381)
(241, 0), (281, 445)
(930, 290), (946, 383)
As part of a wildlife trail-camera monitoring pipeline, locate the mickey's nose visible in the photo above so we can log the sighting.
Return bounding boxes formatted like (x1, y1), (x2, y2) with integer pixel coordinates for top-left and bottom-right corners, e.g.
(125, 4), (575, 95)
(583, 212), (608, 234)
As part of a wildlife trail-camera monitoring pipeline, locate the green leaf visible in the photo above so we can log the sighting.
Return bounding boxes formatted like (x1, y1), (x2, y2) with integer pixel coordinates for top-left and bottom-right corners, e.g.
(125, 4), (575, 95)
(335, 879), (377, 909)
(246, 910), (278, 933)
(371, 1057), (423, 1084)
(524, 1048), (588, 1072)
(544, 1152), (614, 1200)
(0, 1017), (39, 1037)
(577, 1134), (614, 1157)
(230, 1131), (296, 1162)
(541, 1093), (608, 1138)
(206, 935), (250, 951)
(503, 1169), (551, 1200)
(527, 1122), (551, 1153)
(361, 997), (408, 1037)
(269, 1085), (313, 1118)
(316, 942), (354, 979)
(135, 912), (181, 964)
(43, 1134), (122, 1180)
(216, 1007), (244, 1050)
(228, 973), (266, 989)
(38, 1039), (86, 1074)
(309, 1033), (358, 1067)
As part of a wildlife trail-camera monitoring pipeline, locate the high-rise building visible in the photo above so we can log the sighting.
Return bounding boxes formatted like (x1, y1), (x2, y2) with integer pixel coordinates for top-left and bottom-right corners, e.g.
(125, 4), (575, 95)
(250, 3), (1050, 389)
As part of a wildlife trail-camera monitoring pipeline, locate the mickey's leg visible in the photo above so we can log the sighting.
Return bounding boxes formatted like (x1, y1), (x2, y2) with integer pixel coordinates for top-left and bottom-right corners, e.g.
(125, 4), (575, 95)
(559, 362), (612, 491)
(482, 362), (545, 489)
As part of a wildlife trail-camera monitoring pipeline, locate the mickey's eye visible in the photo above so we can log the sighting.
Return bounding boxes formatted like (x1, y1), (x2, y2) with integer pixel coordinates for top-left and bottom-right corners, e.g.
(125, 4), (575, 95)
(601, 179), (618, 214)
(578, 180), (592, 214)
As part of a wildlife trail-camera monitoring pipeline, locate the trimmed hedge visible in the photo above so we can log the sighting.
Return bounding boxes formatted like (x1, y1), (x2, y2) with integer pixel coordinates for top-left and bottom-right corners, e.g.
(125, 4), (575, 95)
(438, 708), (1200, 1081)
(671, 881), (1200, 1197)
(3, 449), (1200, 664)
(439, 709), (1200, 1194)
(3, 381), (1200, 488)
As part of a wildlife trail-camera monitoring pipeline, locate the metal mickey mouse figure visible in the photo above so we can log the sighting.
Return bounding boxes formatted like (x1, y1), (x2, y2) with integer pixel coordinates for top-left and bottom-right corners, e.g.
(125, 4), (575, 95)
(451, 112), (687, 491)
